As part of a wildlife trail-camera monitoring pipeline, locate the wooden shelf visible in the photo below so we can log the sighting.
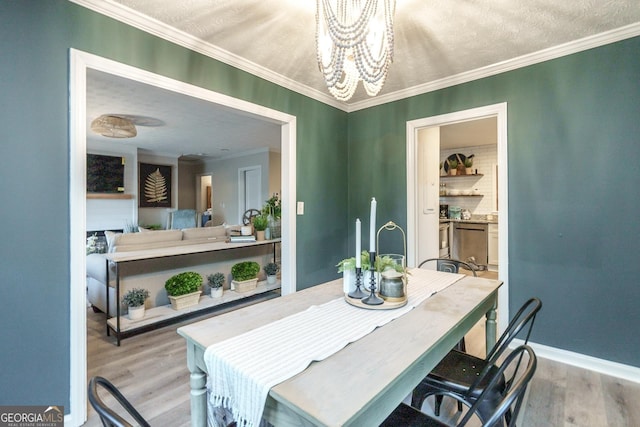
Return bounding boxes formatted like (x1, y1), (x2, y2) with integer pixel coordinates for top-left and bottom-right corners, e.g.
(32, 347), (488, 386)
(108, 280), (281, 334)
(440, 174), (483, 179)
(440, 194), (484, 198)
(87, 193), (133, 199)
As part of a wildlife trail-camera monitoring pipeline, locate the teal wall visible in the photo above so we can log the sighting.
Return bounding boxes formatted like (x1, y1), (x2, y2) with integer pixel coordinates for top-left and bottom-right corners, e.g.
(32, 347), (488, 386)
(1, 0), (639, 416)
(348, 36), (640, 366)
(0, 1), (347, 411)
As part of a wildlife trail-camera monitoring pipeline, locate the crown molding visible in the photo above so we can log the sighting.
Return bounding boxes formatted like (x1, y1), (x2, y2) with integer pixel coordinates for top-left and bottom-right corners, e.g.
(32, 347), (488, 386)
(347, 22), (640, 112)
(70, 1), (640, 113)
(69, 0), (348, 111)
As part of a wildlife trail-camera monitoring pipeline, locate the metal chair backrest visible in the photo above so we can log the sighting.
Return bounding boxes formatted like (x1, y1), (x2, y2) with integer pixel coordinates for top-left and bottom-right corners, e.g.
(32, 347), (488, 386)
(418, 257), (478, 277)
(459, 345), (537, 427)
(88, 376), (150, 427)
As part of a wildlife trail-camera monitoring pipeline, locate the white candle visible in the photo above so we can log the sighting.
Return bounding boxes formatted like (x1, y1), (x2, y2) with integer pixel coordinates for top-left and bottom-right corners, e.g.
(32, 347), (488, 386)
(369, 197), (377, 252)
(355, 218), (361, 268)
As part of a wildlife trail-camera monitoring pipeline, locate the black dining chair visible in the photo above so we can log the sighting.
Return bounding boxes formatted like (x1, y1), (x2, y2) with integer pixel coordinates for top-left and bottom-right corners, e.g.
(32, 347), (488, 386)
(88, 376), (150, 427)
(411, 297), (542, 422)
(418, 258), (478, 277)
(381, 344), (537, 427)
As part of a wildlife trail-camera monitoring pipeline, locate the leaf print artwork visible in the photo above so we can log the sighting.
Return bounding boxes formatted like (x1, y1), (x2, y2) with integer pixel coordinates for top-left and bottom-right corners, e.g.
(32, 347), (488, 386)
(144, 168), (168, 203)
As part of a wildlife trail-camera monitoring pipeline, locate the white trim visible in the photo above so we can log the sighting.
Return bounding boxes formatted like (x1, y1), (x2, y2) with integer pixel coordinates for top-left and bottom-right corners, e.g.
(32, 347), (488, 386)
(67, 49), (88, 427)
(69, 0), (640, 113)
(69, 49), (297, 426)
(406, 103), (509, 334)
(68, 0), (345, 111)
(514, 339), (640, 384)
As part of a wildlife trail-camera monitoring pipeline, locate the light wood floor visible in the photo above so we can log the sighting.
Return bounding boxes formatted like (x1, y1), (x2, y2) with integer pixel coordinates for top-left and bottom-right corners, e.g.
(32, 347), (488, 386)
(84, 291), (640, 426)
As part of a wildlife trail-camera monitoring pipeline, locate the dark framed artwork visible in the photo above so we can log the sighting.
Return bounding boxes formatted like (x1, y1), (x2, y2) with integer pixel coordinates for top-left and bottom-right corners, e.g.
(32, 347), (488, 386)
(87, 154), (125, 193)
(139, 163), (172, 208)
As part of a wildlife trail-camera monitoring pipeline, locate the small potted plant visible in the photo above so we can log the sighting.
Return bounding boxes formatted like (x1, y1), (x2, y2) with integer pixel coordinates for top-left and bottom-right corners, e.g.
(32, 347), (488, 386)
(121, 288), (149, 320)
(464, 156), (474, 175)
(231, 261), (260, 292)
(337, 251), (373, 293)
(448, 159), (458, 175)
(263, 262), (279, 285)
(164, 271), (203, 310)
(207, 272), (225, 298)
(252, 215), (268, 241)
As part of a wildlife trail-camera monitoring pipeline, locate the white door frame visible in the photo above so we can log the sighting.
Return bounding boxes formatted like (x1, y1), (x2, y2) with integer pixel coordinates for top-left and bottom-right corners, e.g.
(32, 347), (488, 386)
(69, 49), (297, 426)
(406, 102), (509, 332)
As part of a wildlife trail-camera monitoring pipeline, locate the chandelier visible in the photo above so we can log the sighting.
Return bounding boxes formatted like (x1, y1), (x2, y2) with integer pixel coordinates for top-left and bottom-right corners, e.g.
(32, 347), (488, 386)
(316, 0), (396, 101)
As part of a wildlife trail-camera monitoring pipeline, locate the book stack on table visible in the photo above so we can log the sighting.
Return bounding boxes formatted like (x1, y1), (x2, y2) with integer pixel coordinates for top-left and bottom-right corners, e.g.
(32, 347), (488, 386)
(228, 235), (256, 243)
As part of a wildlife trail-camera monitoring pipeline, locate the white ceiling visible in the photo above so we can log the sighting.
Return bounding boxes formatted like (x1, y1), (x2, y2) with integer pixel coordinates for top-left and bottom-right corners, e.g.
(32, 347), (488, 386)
(82, 0), (640, 157)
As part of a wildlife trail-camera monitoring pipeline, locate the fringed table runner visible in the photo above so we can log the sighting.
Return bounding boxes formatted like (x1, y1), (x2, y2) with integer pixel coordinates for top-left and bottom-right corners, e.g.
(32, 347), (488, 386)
(204, 268), (463, 427)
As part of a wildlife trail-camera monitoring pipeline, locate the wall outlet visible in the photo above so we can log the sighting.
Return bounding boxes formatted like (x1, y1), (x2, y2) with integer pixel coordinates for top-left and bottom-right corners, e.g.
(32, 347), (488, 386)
(297, 201), (304, 215)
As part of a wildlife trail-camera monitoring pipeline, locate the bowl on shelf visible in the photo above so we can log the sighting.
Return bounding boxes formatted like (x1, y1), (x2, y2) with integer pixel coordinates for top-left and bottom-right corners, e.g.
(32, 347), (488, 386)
(448, 189), (461, 196)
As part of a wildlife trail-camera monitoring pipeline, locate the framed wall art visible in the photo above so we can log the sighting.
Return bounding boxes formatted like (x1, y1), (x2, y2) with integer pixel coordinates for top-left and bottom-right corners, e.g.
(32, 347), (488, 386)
(139, 162), (172, 208)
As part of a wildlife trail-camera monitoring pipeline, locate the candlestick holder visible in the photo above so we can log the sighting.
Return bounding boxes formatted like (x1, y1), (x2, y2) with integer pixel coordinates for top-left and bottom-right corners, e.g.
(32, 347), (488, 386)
(348, 267), (368, 299)
(362, 251), (384, 305)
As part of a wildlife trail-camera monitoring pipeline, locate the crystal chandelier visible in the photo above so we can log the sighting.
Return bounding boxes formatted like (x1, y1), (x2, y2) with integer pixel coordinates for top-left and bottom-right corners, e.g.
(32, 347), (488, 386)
(316, 0), (396, 101)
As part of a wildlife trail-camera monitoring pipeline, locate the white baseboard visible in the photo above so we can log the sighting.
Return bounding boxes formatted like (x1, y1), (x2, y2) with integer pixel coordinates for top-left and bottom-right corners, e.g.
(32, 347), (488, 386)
(512, 339), (640, 384)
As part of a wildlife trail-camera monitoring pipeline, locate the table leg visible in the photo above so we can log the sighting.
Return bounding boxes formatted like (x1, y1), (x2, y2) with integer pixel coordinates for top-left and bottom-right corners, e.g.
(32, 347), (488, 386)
(186, 344), (207, 427)
(485, 298), (498, 357)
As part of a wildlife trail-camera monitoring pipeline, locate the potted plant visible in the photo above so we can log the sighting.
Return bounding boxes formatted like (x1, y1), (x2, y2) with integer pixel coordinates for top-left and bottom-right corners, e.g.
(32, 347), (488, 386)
(207, 272), (225, 298)
(448, 159), (458, 175)
(164, 271), (203, 310)
(263, 262), (279, 285)
(121, 288), (149, 320)
(253, 214), (268, 241)
(262, 194), (282, 238)
(231, 261), (260, 292)
(337, 251), (373, 293)
(464, 157), (474, 175)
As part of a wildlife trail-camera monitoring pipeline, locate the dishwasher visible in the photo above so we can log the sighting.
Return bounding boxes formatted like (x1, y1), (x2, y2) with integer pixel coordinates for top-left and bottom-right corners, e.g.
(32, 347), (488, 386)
(452, 222), (488, 266)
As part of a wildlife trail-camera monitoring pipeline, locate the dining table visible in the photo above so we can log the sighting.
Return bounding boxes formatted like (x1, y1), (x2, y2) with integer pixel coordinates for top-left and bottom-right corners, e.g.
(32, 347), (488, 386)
(177, 269), (501, 427)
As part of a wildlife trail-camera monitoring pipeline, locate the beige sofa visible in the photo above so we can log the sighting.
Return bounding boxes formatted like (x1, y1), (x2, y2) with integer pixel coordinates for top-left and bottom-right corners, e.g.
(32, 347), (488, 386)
(86, 226), (273, 316)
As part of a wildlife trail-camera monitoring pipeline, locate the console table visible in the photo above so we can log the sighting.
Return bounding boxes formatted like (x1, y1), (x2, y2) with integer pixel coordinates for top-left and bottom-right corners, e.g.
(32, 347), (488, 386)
(105, 239), (281, 345)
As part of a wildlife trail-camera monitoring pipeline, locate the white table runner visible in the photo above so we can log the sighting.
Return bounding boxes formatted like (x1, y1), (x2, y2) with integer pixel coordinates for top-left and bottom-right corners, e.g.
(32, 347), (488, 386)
(204, 268), (463, 427)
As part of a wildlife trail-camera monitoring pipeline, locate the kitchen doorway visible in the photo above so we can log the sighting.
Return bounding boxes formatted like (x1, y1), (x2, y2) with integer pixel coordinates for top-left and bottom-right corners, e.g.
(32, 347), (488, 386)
(405, 103), (509, 331)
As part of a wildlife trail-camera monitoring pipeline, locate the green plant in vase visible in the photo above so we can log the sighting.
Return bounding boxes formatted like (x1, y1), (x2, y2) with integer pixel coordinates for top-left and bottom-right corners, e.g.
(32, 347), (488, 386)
(207, 272), (225, 298)
(448, 159), (458, 175)
(165, 271), (202, 296)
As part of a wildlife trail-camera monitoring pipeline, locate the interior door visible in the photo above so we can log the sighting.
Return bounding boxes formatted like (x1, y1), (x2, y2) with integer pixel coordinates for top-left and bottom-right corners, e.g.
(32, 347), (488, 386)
(239, 166), (262, 223)
(417, 127), (441, 264)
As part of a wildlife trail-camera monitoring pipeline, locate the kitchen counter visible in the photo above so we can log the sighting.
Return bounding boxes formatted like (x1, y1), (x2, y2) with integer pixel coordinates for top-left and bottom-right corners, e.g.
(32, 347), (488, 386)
(440, 216), (498, 225)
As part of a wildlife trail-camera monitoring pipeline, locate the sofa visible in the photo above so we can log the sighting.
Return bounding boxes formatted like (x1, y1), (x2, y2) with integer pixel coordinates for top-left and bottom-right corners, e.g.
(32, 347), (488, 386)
(86, 225), (274, 316)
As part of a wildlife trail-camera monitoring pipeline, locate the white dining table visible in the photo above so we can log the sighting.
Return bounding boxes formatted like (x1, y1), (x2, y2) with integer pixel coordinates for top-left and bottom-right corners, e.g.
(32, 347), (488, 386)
(177, 272), (501, 427)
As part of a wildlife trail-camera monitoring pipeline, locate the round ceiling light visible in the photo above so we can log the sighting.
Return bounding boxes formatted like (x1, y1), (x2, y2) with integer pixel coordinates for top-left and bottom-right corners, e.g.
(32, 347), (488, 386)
(90, 115), (137, 138)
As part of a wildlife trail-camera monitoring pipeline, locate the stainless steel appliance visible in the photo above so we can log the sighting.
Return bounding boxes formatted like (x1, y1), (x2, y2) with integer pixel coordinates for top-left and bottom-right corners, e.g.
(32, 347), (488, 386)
(452, 222), (487, 265)
(439, 222), (450, 258)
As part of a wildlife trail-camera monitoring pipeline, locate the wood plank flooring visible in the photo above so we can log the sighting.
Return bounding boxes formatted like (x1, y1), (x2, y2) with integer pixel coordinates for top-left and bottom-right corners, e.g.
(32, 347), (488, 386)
(84, 291), (640, 426)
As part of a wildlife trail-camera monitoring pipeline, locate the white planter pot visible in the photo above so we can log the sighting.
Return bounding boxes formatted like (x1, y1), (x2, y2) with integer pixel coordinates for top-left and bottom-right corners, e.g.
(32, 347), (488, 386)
(342, 270), (373, 294)
(210, 287), (223, 298)
(266, 275), (277, 285)
(127, 305), (145, 320)
(232, 278), (258, 292)
(168, 291), (202, 310)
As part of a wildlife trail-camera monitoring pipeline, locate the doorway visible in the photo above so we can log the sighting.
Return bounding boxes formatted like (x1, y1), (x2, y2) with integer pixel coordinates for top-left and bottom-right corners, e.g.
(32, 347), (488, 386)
(406, 103), (509, 332)
(238, 166), (262, 223)
(69, 49), (297, 426)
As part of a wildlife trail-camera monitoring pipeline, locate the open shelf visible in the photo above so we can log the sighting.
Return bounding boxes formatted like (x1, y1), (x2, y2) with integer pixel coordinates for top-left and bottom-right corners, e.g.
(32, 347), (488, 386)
(108, 280), (281, 334)
(87, 193), (134, 199)
(440, 174), (483, 179)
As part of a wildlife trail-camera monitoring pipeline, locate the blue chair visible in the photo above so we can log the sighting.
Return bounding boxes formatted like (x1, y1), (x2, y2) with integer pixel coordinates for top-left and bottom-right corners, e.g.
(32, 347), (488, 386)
(167, 209), (197, 229)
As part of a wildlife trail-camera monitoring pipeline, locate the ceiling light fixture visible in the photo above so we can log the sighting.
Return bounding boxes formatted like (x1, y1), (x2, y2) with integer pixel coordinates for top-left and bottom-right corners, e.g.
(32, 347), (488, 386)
(90, 115), (137, 138)
(316, 0), (396, 101)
